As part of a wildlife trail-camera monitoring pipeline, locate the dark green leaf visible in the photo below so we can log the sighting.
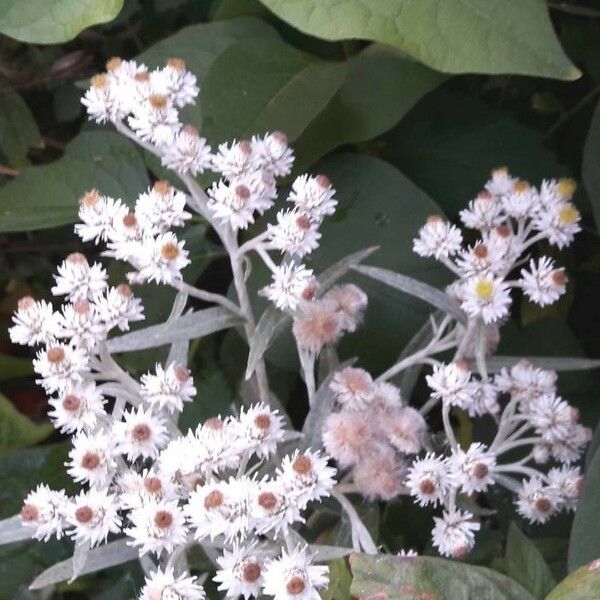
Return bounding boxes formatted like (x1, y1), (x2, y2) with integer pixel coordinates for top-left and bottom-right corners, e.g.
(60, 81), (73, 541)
(0, 394), (52, 453)
(583, 99), (600, 232)
(349, 553), (535, 600)
(0, 0), (124, 43)
(293, 44), (445, 171)
(546, 560), (600, 600)
(0, 131), (149, 232)
(201, 37), (346, 145)
(0, 354), (33, 382)
(259, 0), (579, 80)
(0, 81), (42, 167)
(321, 558), (352, 600)
(504, 522), (555, 598)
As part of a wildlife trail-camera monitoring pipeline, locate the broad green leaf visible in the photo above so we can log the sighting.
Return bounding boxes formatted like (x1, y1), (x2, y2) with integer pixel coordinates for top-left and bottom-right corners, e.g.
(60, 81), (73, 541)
(546, 560), (600, 600)
(349, 553), (535, 600)
(387, 90), (567, 217)
(0, 354), (33, 382)
(583, 99), (600, 232)
(321, 558), (352, 600)
(259, 0), (579, 80)
(0, 130), (149, 232)
(201, 37), (347, 145)
(0, 0), (124, 44)
(568, 440), (600, 571)
(0, 393), (52, 453)
(293, 44), (445, 171)
(504, 523), (555, 598)
(0, 81), (42, 167)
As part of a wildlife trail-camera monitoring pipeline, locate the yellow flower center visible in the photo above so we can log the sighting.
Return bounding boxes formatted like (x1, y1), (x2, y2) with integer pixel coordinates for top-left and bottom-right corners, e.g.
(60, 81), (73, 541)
(559, 204), (580, 225)
(474, 279), (494, 301)
(556, 178), (576, 200)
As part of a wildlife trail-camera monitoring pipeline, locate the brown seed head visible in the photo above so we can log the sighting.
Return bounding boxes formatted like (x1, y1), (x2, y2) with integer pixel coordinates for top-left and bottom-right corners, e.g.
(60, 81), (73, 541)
(91, 73), (109, 89)
(149, 94), (168, 110)
(513, 180), (530, 193)
(153, 180), (172, 196)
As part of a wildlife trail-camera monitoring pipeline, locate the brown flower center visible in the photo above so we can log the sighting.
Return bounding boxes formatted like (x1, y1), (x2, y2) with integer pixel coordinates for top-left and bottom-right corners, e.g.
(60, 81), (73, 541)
(18, 296), (36, 311)
(67, 252), (88, 265)
(473, 244), (488, 259)
(258, 492), (278, 511)
(254, 414), (271, 430)
(149, 94), (168, 110)
(161, 243), (180, 261)
(153, 180), (172, 196)
(144, 477), (163, 494)
(204, 490), (224, 510)
(167, 57), (186, 71)
(21, 504), (39, 522)
(315, 174), (330, 189)
(75, 506), (93, 524)
(47, 347), (65, 364)
(106, 57), (122, 72)
(296, 215), (312, 230)
(243, 562), (262, 583)
(62, 394), (81, 412)
(80, 189), (101, 208)
(132, 423), (152, 442)
(473, 463), (489, 479)
(116, 283), (133, 298)
(292, 455), (312, 476)
(82, 451), (101, 470)
(123, 212), (137, 228)
(286, 575), (306, 595)
(419, 479), (436, 495)
(154, 510), (173, 529)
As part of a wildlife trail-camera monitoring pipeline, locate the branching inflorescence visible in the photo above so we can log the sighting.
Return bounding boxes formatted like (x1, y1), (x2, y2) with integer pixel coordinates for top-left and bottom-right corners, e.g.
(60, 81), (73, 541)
(4, 56), (592, 596)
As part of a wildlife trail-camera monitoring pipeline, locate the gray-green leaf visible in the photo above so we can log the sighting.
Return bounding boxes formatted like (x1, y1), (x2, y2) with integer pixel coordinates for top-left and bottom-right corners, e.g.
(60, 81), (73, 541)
(259, 0), (579, 80)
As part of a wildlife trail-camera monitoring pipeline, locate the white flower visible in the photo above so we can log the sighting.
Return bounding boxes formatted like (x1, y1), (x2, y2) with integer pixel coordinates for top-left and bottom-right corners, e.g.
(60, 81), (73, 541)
(151, 58), (199, 108)
(212, 139), (257, 179)
(156, 432), (207, 491)
(526, 393), (578, 443)
(533, 201), (581, 249)
(405, 453), (453, 507)
(326, 283), (368, 333)
(126, 499), (188, 556)
(214, 542), (266, 599)
(425, 361), (471, 408)
(262, 545), (329, 600)
(103, 210), (149, 262)
(519, 257), (567, 307)
(455, 242), (505, 278)
(52, 253), (108, 302)
(66, 488), (122, 547)
(516, 477), (561, 524)
(384, 407), (427, 455)
(118, 469), (178, 509)
(329, 367), (376, 411)
(162, 125), (212, 176)
(245, 168), (278, 214)
(484, 167), (516, 198)
(449, 443), (496, 495)
(33, 344), (89, 394)
(261, 263), (314, 311)
(207, 178), (262, 230)
(128, 93), (181, 147)
(57, 299), (106, 350)
(539, 178), (576, 206)
(140, 567), (205, 600)
(431, 509), (480, 558)
(501, 180), (540, 219)
(48, 381), (106, 433)
(459, 191), (504, 230)
(549, 423), (591, 464)
(136, 232), (190, 284)
(267, 209), (321, 258)
(20, 484), (68, 541)
(238, 403), (285, 459)
(135, 180), (191, 233)
(186, 477), (252, 542)
(251, 477), (303, 536)
(113, 405), (169, 461)
(253, 131), (294, 177)
(67, 430), (117, 488)
(494, 360), (557, 405)
(140, 362), (196, 413)
(463, 380), (500, 417)
(461, 275), (512, 323)
(82, 73), (125, 123)
(278, 449), (336, 509)
(547, 465), (584, 512)
(93, 283), (144, 332)
(413, 216), (462, 259)
(9, 296), (61, 346)
(105, 57), (149, 114)
(75, 190), (128, 245)
(287, 174), (337, 222)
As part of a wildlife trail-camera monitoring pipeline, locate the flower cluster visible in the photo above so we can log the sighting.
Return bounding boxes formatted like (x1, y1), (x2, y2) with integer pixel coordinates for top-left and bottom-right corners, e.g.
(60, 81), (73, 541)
(318, 170), (590, 558)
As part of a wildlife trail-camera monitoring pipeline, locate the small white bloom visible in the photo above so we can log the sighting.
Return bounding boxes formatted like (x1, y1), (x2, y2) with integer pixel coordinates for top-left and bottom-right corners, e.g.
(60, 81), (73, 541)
(519, 257), (567, 307)
(52, 253), (108, 302)
(48, 381), (106, 433)
(464, 380), (500, 417)
(501, 180), (541, 220)
(267, 209), (321, 258)
(484, 167), (516, 198)
(459, 191), (504, 231)
(253, 131), (294, 177)
(57, 299), (106, 350)
(67, 430), (117, 488)
(287, 174), (337, 222)
(162, 124), (212, 176)
(251, 477), (304, 537)
(461, 275), (512, 324)
(405, 453), (453, 507)
(33, 344), (89, 394)
(425, 361), (472, 408)
(262, 545), (329, 600)
(126, 499), (188, 556)
(82, 73), (125, 123)
(214, 542), (266, 600)
(547, 465), (584, 512)
(413, 215), (462, 260)
(449, 443), (496, 495)
(261, 263), (314, 311)
(431, 509), (480, 558)
(93, 283), (144, 332)
(238, 403), (285, 459)
(128, 93), (181, 148)
(140, 567), (205, 600)
(135, 180), (191, 233)
(533, 201), (581, 249)
(9, 296), (61, 347)
(20, 484), (68, 541)
(118, 469), (178, 510)
(207, 178), (262, 230)
(516, 477), (561, 524)
(212, 139), (257, 179)
(140, 362), (196, 413)
(113, 405), (169, 461)
(136, 232), (190, 284)
(151, 58), (199, 108)
(75, 190), (128, 245)
(494, 360), (557, 405)
(66, 488), (122, 547)
(455, 242), (505, 278)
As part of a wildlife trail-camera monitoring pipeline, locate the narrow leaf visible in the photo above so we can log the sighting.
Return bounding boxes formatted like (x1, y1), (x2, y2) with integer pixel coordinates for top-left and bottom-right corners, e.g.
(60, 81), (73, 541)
(310, 544), (353, 561)
(29, 539), (138, 590)
(107, 307), (242, 353)
(485, 356), (600, 373)
(318, 246), (378, 290)
(353, 263), (466, 323)
(0, 515), (30, 545)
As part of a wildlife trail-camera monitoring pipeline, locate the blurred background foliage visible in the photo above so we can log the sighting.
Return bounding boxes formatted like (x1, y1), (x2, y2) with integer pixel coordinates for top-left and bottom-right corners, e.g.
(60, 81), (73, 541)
(1, 0), (600, 598)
